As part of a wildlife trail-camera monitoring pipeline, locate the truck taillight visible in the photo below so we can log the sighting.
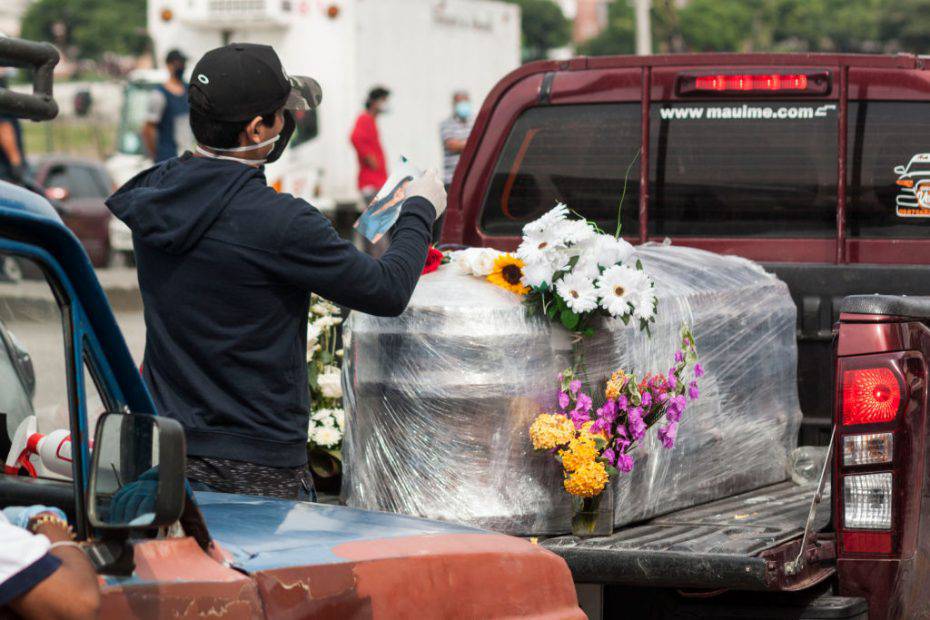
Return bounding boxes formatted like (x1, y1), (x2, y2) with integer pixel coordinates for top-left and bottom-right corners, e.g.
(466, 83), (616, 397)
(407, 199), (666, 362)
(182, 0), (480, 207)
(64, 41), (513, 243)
(842, 367), (902, 425)
(835, 350), (924, 560)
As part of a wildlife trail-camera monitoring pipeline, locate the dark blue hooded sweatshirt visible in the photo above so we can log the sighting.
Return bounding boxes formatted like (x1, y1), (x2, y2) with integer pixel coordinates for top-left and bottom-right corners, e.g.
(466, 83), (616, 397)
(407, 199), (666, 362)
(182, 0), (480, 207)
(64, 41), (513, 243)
(106, 154), (434, 467)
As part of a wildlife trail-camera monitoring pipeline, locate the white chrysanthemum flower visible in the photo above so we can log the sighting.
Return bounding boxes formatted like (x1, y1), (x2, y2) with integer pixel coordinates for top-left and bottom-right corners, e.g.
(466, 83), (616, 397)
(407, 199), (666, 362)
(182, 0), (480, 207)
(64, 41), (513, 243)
(318, 366), (342, 399)
(557, 219), (596, 246)
(581, 234), (635, 268)
(556, 271), (599, 313)
(524, 203), (569, 235)
(333, 408), (345, 431)
(313, 425), (342, 448)
(311, 408), (334, 422)
(632, 290), (657, 321)
(517, 226), (564, 264)
(572, 255), (602, 279)
(596, 264), (649, 317)
(307, 323), (322, 350)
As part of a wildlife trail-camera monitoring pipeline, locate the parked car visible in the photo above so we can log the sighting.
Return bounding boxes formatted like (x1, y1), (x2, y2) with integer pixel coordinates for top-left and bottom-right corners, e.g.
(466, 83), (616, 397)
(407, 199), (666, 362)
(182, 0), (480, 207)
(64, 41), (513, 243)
(31, 155), (114, 267)
(443, 52), (930, 618)
(0, 35), (584, 619)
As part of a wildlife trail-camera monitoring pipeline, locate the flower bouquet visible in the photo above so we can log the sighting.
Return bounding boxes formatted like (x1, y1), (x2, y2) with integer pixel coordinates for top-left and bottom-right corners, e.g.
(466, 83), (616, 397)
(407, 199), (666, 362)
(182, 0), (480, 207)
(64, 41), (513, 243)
(528, 327), (702, 537)
(307, 295), (346, 493)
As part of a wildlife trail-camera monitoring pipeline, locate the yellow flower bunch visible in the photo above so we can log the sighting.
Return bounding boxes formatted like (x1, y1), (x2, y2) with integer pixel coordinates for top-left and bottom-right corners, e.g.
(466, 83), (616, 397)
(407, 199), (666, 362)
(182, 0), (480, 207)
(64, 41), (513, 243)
(605, 369), (629, 400)
(564, 461), (609, 497)
(560, 434), (598, 472)
(580, 421), (607, 441)
(529, 414), (575, 451)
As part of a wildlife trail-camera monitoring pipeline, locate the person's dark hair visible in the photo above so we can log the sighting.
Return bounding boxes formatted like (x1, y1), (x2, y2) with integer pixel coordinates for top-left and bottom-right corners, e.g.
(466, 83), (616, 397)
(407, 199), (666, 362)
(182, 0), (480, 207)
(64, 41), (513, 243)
(189, 108), (277, 148)
(365, 86), (390, 110)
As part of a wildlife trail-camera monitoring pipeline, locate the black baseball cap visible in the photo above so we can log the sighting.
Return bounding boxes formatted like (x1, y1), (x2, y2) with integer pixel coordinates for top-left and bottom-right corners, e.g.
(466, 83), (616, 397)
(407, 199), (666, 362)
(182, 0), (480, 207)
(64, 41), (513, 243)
(188, 43), (322, 123)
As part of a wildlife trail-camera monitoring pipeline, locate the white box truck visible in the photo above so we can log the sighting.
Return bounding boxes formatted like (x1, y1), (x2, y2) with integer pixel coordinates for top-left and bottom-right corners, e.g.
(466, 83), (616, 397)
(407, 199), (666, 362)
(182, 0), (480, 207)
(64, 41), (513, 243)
(109, 0), (520, 216)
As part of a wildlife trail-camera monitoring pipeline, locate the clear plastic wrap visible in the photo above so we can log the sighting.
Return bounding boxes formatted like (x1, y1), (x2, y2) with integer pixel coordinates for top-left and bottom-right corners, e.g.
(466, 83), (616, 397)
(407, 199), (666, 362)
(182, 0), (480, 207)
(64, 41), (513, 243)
(341, 244), (801, 535)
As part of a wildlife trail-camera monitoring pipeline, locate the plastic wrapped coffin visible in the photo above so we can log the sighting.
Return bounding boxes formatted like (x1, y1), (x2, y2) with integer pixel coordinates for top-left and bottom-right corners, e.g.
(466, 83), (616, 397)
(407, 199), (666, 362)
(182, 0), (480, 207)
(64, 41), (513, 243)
(341, 245), (801, 535)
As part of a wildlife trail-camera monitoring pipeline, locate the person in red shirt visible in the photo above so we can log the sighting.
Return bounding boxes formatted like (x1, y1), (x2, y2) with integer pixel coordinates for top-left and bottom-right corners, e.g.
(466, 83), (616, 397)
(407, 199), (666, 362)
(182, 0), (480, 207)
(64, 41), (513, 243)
(350, 86), (390, 204)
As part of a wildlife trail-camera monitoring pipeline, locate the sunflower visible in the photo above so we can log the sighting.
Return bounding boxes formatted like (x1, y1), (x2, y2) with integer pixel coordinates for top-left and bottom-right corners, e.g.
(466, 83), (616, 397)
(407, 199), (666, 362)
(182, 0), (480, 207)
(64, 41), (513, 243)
(486, 253), (530, 295)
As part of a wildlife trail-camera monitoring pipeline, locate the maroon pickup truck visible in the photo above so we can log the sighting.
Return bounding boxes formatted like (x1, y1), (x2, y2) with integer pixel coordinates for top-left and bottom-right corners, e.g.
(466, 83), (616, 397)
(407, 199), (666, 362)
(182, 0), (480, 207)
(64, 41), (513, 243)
(441, 53), (930, 619)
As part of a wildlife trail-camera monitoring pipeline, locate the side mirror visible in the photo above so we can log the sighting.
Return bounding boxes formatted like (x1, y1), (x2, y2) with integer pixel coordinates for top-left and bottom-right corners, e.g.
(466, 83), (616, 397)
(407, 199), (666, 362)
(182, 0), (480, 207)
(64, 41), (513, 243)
(44, 186), (70, 202)
(88, 413), (186, 530)
(894, 165), (907, 176)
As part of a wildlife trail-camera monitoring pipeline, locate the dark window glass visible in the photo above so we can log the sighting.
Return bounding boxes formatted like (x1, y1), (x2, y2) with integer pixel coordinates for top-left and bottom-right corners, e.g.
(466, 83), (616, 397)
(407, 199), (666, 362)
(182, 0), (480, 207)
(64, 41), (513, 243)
(847, 101), (930, 238)
(649, 101), (838, 237)
(480, 104), (641, 236)
(45, 165), (105, 200)
(291, 108), (319, 148)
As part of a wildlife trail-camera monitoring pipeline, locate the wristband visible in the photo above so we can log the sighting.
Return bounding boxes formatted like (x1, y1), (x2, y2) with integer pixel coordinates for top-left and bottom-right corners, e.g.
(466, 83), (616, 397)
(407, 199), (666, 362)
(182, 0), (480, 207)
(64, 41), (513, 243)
(49, 541), (82, 551)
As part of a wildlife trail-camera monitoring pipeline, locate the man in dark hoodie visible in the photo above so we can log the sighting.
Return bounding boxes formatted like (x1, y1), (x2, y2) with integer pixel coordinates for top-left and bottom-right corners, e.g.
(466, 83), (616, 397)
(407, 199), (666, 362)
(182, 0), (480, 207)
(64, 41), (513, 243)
(106, 44), (446, 500)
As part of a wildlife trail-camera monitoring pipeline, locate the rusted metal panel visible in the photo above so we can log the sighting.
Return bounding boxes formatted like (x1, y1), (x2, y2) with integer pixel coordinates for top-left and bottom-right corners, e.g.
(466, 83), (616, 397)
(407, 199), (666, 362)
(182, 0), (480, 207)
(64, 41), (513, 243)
(98, 538), (264, 620)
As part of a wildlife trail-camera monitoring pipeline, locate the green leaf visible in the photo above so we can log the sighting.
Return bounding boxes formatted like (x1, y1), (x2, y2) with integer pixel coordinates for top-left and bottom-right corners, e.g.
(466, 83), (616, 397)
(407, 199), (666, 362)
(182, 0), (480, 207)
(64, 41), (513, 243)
(582, 327), (595, 338)
(604, 464), (620, 477)
(560, 309), (580, 331)
(547, 302), (559, 319)
(592, 435), (607, 449)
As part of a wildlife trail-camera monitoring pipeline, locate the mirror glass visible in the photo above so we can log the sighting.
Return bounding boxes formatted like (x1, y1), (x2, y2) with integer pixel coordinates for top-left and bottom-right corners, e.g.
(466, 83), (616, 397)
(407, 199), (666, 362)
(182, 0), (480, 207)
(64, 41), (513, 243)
(91, 414), (161, 527)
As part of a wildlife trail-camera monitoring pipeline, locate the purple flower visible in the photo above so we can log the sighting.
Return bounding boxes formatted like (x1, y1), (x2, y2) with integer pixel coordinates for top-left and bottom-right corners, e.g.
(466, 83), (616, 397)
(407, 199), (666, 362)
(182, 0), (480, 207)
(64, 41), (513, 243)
(558, 391), (570, 409)
(592, 418), (610, 434)
(666, 395), (688, 423)
(602, 447), (616, 466)
(694, 363), (705, 378)
(668, 371), (678, 390)
(658, 422), (678, 449)
(575, 392), (593, 412)
(628, 407), (647, 440)
(688, 381), (700, 401)
(598, 399), (618, 423)
(674, 350), (684, 363)
(570, 410), (589, 430)
(615, 424), (629, 442)
(640, 390), (652, 407)
(616, 452), (634, 473)
(569, 379), (582, 394)
(617, 394), (629, 411)
(658, 392), (669, 403)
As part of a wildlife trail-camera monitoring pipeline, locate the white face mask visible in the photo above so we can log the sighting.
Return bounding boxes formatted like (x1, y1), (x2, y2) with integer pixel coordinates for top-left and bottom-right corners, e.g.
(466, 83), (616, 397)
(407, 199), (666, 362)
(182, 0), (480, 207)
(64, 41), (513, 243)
(195, 133), (280, 165)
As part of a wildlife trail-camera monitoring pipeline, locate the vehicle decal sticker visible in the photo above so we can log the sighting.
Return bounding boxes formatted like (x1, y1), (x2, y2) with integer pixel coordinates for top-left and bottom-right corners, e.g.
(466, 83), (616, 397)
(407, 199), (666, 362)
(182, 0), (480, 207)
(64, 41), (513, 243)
(894, 153), (930, 218)
(657, 104), (836, 121)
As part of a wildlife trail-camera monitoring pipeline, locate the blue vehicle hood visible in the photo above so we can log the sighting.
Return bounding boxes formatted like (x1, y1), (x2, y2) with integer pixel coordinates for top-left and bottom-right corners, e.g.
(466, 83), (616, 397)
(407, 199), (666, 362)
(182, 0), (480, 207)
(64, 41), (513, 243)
(196, 491), (482, 573)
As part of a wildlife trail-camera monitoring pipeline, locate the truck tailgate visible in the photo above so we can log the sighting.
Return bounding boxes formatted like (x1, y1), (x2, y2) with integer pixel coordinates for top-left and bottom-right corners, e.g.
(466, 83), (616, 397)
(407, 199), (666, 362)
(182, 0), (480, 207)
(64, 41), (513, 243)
(542, 481), (833, 591)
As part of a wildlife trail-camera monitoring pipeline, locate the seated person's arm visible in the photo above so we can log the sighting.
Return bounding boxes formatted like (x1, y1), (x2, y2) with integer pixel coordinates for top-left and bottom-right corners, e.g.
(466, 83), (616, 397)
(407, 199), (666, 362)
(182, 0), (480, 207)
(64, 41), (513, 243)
(3, 507), (100, 620)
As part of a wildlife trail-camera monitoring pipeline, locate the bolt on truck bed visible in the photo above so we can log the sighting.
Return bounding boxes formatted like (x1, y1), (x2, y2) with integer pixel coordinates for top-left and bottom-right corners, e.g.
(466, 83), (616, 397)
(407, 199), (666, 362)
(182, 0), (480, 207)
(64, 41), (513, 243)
(542, 481), (834, 592)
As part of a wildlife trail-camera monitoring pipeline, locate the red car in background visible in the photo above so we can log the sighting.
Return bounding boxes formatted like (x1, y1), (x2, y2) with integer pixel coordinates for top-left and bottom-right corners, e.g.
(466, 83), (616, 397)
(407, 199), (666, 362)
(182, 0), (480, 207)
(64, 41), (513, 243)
(31, 155), (113, 267)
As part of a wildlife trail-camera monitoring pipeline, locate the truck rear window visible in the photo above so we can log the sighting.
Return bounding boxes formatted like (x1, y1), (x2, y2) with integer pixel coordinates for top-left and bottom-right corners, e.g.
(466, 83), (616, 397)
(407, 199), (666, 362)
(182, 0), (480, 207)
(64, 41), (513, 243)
(848, 101), (930, 238)
(649, 102), (838, 238)
(480, 104), (641, 236)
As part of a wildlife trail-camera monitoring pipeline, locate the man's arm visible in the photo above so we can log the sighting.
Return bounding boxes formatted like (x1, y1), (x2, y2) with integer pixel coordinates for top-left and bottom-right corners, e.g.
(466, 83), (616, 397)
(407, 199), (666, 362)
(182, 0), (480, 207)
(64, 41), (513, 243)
(141, 121), (158, 159)
(0, 120), (23, 168)
(443, 137), (467, 154)
(282, 199), (433, 316)
(9, 517), (100, 620)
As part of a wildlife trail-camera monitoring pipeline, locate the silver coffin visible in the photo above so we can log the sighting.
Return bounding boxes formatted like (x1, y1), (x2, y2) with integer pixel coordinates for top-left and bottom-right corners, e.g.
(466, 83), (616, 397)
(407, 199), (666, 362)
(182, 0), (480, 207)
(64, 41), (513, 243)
(341, 245), (801, 535)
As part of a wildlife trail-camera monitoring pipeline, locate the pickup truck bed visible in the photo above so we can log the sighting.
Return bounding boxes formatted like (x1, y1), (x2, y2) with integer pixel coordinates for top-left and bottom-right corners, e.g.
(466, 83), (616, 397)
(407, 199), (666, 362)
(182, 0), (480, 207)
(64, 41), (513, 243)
(542, 481), (832, 592)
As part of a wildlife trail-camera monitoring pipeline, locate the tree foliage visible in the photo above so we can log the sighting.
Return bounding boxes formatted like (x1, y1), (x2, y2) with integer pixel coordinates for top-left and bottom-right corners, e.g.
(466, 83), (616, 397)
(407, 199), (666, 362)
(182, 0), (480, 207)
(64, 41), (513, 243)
(580, 0), (930, 56)
(503, 0), (572, 61)
(21, 0), (148, 60)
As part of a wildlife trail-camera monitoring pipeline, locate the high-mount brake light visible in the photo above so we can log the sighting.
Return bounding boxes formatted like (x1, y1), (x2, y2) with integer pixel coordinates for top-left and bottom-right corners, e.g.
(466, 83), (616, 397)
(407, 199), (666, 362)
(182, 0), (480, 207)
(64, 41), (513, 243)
(677, 71), (831, 96)
(842, 367), (902, 426)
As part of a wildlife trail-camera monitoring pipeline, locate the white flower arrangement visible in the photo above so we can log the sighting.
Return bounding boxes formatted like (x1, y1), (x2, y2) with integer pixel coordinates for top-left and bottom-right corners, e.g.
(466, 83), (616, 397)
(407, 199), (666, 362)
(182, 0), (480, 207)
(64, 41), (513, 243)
(517, 203), (657, 335)
(307, 294), (345, 453)
(450, 247), (504, 277)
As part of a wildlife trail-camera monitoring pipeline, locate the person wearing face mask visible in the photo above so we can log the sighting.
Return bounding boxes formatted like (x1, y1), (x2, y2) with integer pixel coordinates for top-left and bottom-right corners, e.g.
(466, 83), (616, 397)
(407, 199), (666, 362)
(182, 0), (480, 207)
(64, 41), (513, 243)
(142, 48), (193, 163)
(106, 44), (446, 500)
(439, 90), (474, 189)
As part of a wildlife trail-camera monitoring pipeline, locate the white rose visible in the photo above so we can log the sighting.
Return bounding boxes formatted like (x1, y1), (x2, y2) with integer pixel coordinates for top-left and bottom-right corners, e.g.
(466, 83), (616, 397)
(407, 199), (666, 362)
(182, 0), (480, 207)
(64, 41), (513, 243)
(470, 248), (501, 276)
(318, 367), (343, 399)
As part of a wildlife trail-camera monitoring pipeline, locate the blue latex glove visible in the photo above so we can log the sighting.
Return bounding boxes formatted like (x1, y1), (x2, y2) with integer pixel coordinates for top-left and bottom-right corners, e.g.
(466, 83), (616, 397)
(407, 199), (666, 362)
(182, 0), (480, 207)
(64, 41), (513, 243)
(3, 505), (67, 530)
